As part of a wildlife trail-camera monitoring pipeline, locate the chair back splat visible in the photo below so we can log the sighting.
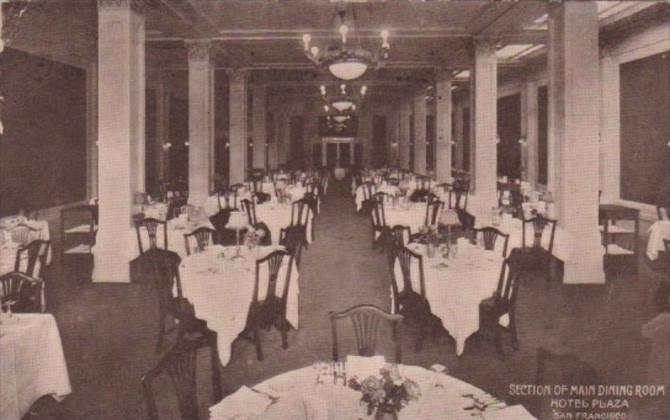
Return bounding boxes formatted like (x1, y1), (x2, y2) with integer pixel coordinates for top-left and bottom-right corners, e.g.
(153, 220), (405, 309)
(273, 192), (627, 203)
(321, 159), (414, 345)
(329, 304), (403, 363)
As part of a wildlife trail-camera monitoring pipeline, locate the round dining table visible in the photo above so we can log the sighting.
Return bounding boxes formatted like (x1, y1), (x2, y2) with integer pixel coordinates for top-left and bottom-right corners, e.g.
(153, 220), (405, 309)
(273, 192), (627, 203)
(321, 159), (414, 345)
(209, 360), (535, 419)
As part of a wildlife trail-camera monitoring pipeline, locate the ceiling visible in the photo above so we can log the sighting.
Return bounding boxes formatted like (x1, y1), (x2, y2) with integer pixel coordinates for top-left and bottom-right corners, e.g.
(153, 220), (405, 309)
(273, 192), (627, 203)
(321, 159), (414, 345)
(143, 0), (549, 86)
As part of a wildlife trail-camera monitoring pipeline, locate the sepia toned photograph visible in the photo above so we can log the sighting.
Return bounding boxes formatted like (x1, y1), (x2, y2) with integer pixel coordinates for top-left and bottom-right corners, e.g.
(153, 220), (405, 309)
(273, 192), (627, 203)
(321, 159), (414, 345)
(0, 0), (669, 419)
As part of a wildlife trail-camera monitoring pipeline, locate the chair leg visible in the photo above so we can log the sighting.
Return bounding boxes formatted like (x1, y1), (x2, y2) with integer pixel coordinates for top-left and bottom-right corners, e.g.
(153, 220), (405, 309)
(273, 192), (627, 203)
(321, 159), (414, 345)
(494, 327), (505, 361)
(156, 313), (165, 353)
(253, 327), (264, 361)
(274, 317), (290, 350)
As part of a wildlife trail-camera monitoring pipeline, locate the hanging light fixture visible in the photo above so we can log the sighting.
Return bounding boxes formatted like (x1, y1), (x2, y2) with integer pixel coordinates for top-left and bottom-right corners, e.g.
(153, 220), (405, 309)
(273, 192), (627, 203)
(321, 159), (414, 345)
(319, 83), (368, 114)
(302, 8), (390, 81)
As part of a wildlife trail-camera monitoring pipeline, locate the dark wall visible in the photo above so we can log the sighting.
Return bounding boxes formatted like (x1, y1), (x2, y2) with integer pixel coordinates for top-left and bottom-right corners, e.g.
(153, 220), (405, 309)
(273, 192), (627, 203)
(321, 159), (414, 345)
(426, 114), (435, 171)
(497, 93), (522, 179)
(620, 51), (670, 205)
(0, 48), (87, 214)
(145, 88), (158, 196)
(462, 107), (470, 171)
(372, 115), (387, 168)
(168, 95), (189, 184)
(289, 116), (304, 169)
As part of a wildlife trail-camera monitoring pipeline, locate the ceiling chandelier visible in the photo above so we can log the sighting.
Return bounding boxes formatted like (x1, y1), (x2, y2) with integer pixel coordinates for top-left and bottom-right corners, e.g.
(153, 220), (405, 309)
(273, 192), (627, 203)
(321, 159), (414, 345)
(321, 83), (367, 114)
(302, 9), (390, 81)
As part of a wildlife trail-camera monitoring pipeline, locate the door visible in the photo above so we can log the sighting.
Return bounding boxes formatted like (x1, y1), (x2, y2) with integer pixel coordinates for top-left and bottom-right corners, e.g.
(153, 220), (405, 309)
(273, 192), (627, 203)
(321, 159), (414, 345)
(497, 94), (522, 179)
(340, 143), (351, 167)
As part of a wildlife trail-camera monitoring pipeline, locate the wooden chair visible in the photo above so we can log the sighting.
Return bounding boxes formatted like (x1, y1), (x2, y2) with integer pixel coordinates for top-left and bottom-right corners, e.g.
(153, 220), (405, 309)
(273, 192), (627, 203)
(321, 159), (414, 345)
(520, 215), (557, 287)
(371, 196), (389, 248)
(216, 188), (238, 211)
(146, 249), (210, 353)
(183, 227), (216, 256)
(289, 199), (311, 249)
(479, 252), (523, 360)
(424, 198), (444, 226)
(135, 218), (168, 255)
(392, 246), (438, 351)
(245, 250), (295, 361)
(416, 176), (432, 191)
(60, 204), (98, 256)
(473, 227), (510, 258)
(0, 272), (43, 313)
(249, 179), (271, 204)
(141, 331), (222, 420)
(14, 239), (50, 312)
(446, 186), (468, 211)
(329, 304), (403, 363)
(360, 182), (376, 214)
(279, 226), (305, 268)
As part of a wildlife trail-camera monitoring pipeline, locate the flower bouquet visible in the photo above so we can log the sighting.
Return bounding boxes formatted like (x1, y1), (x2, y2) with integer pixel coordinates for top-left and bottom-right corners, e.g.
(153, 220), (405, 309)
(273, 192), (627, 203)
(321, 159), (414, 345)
(348, 364), (421, 419)
(245, 228), (265, 249)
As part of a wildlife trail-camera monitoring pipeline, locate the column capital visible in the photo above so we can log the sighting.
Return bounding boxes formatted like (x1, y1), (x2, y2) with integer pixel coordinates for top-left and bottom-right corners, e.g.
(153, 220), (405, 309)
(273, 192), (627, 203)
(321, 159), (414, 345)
(98, 0), (147, 14)
(186, 39), (212, 62)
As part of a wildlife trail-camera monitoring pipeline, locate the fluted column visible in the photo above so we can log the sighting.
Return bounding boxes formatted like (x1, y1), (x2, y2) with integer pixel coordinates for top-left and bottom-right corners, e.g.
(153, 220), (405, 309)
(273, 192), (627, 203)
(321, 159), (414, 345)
(251, 85), (267, 170)
(413, 90), (427, 175)
(471, 39), (498, 217)
(229, 70), (249, 183)
(435, 71), (453, 182)
(93, 0), (146, 283)
(548, 2), (604, 284)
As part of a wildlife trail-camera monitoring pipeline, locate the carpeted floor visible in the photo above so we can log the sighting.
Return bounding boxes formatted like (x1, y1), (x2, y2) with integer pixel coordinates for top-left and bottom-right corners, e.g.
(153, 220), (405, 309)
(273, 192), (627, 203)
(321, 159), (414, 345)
(31, 177), (669, 419)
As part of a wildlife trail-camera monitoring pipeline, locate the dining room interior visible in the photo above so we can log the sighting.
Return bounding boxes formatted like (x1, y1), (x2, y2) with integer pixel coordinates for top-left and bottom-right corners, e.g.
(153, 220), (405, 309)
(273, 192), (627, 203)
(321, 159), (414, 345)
(0, 1), (669, 419)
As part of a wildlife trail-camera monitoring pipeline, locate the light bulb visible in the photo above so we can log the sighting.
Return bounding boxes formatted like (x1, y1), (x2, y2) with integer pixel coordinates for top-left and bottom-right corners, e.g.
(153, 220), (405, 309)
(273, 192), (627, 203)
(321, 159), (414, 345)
(339, 24), (349, 43)
(340, 84), (346, 94)
(352, 104), (357, 111)
(323, 105), (329, 112)
(302, 34), (311, 50)
(310, 46), (319, 57)
(320, 85), (326, 95)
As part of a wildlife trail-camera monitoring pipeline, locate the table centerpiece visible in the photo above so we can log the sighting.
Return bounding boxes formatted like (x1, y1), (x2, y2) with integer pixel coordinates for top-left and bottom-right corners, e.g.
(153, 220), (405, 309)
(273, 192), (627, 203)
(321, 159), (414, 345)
(347, 364), (421, 420)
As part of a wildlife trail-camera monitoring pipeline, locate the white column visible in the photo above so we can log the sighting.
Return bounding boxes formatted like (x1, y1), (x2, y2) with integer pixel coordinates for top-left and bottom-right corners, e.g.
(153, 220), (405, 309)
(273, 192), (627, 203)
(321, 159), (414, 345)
(186, 40), (214, 206)
(523, 80), (539, 187)
(548, 2), (604, 284)
(398, 100), (411, 170)
(435, 72), (453, 182)
(453, 103), (464, 170)
(229, 70), (248, 183)
(413, 90), (427, 175)
(251, 85), (267, 170)
(471, 39), (498, 217)
(93, 0), (146, 283)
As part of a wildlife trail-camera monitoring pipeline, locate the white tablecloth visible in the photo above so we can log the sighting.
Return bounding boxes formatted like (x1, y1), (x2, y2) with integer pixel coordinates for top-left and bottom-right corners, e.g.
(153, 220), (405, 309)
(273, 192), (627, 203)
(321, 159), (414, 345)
(0, 313), (71, 420)
(254, 203), (314, 245)
(179, 245), (299, 366)
(393, 241), (502, 356)
(209, 361), (534, 420)
(647, 220), (670, 260)
(384, 205), (427, 236)
(0, 219), (51, 276)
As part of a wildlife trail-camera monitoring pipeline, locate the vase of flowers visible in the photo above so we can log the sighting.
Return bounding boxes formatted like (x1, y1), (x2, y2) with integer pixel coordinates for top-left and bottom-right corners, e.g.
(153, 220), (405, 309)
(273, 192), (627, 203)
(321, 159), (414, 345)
(245, 228), (265, 249)
(348, 364), (421, 420)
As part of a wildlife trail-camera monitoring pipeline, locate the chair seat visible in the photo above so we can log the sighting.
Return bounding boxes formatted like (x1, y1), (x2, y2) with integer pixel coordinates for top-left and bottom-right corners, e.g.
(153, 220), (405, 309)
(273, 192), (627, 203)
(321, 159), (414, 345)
(603, 244), (635, 255)
(64, 224), (97, 234)
(64, 244), (93, 254)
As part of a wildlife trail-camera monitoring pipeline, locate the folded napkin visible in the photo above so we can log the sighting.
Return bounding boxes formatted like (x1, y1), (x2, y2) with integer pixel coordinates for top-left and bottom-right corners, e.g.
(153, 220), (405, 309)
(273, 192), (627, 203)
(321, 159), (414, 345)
(209, 386), (274, 419)
(483, 405), (536, 419)
(346, 355), (386, 379)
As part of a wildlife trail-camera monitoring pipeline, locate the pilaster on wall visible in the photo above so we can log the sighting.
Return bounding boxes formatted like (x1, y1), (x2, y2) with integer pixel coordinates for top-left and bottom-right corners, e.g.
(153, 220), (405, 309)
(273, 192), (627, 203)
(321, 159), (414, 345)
(86, 62), (99, 200)
(413, 90), (427, 175)
(251, 85), (267, 170)
(229, 70), (249, 183)
(522, 80), (539, 187)
(435, 72), (453, 182)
